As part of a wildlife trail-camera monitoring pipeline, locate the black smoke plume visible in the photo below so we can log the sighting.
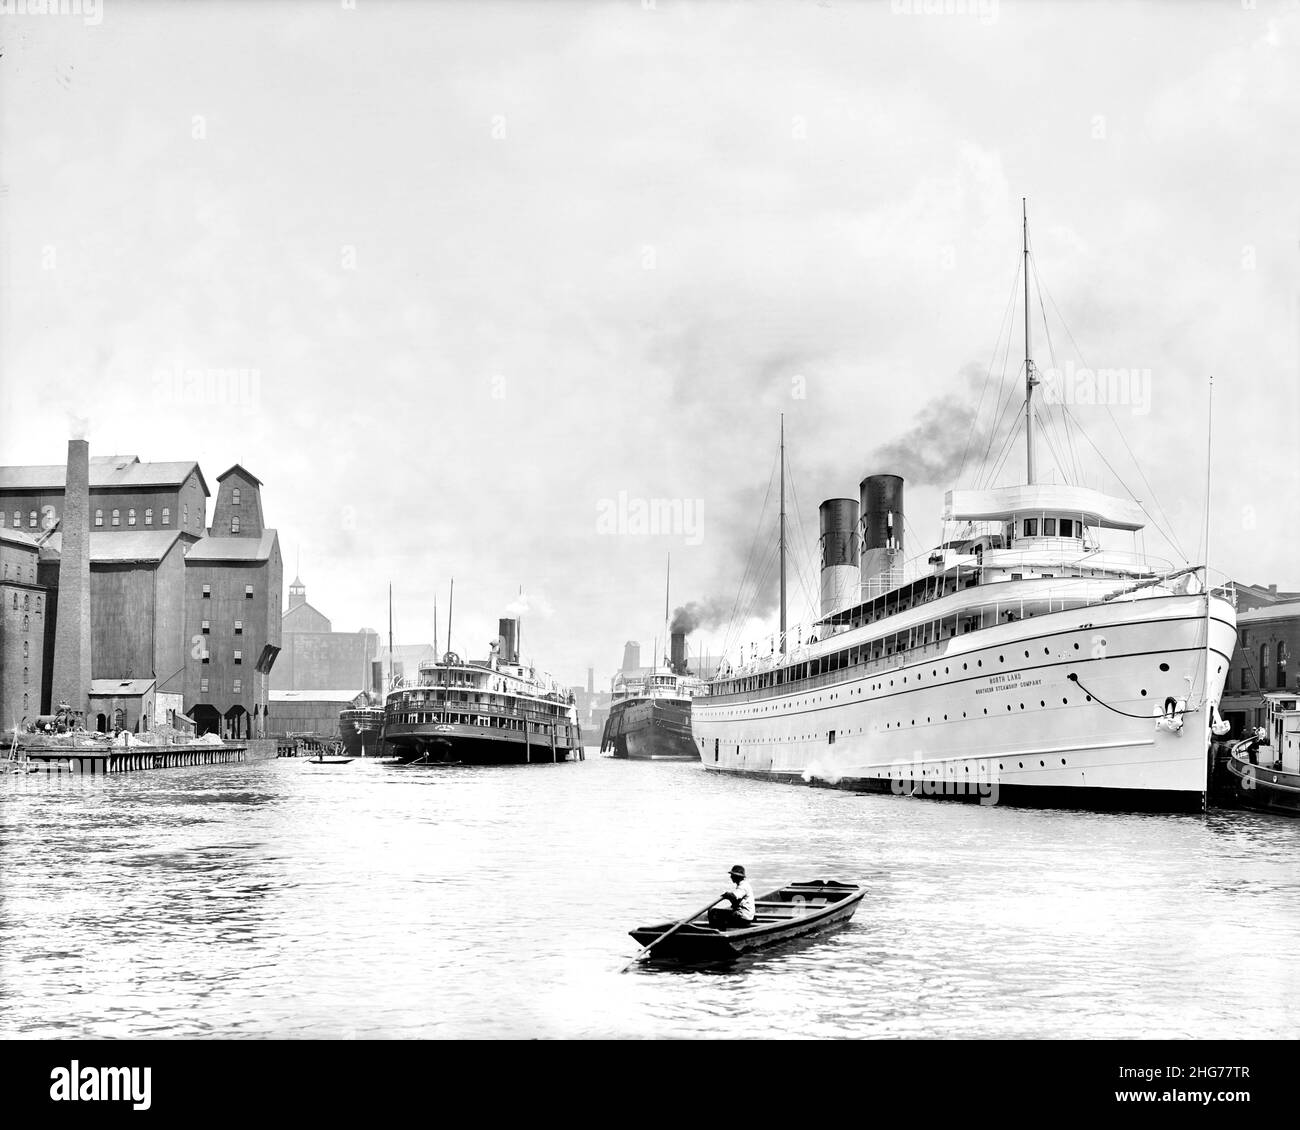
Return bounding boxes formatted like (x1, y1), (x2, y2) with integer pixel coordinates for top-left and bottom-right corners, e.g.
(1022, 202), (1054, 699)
(871, 363), (991, 486)
(670, 597), (733, 635)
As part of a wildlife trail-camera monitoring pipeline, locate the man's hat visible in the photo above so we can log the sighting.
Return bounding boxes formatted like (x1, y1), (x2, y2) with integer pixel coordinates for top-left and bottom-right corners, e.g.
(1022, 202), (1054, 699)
(730, 864), (746, 877)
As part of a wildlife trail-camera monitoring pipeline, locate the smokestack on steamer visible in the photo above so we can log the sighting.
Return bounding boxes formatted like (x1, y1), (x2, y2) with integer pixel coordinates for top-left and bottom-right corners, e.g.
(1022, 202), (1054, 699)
(497, 618), (519, 664)
(859, 474), (904, 600)
(818, 498), (860, 617)
(817, 475), (903, 615)
(670, 630), (687, 676)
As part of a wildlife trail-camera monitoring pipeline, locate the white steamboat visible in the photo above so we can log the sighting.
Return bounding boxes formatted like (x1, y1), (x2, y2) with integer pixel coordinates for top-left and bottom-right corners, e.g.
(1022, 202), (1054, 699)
(691, 208), (1235, 810)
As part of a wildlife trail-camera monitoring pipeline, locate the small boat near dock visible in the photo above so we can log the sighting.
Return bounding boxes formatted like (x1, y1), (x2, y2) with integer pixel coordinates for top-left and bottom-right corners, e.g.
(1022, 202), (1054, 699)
(1217, 693), (1300, 816)
(303, 740), (355, 766)
(628, 879), (866, 963)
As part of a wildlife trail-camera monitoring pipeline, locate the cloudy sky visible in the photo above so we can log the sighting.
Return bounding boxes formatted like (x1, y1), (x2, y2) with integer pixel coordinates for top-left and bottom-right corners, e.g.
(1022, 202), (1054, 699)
(2, 0), (1297, 687)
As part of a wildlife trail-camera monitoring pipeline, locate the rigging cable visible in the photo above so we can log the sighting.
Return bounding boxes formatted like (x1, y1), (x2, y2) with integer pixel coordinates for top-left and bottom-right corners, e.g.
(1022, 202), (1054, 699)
(719, 447), (780, 658)
(1035, 271), (1188, 562)
(1029, 247), (1084, 483)
(983, 398), (1028, 487)
(958, 253), (1025, 486)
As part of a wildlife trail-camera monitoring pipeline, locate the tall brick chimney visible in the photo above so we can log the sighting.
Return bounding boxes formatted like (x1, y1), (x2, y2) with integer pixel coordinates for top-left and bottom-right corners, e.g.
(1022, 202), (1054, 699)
(51, 438), (92, 718)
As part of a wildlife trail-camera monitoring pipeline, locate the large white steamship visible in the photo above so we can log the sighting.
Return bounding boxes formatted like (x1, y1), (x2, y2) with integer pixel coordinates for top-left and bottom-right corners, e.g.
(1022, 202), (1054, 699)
(691, 212), (1235, 811)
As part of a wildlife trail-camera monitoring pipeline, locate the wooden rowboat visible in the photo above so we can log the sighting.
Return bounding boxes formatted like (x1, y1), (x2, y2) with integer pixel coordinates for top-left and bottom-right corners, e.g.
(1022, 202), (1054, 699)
(305, 756), (354, 764)
(629, 878), (866, 963)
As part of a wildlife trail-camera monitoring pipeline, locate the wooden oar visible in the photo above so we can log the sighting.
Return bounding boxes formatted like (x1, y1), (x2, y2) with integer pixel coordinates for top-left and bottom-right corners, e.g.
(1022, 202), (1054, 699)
(619, 896), (724, 973)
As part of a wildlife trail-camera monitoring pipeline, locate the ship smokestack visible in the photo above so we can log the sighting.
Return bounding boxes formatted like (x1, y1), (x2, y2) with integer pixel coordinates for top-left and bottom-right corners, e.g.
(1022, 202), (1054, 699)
(498, 618), (519, 664)
(859, 474), (904, 599)
(670, 631), (687, 676)
(819, 497), (860, 617)
(621, 640), (640, 672)
(52, 438), (92, 719)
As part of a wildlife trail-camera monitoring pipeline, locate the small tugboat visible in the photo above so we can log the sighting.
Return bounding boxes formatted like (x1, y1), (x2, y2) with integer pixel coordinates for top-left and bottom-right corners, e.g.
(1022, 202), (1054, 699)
(339, 701), (386, 757)
(626, 879), (866, 965)
(600, 558), (707, 761)
(600, 630), (707, 760)
(1219, 693), (1300, 815)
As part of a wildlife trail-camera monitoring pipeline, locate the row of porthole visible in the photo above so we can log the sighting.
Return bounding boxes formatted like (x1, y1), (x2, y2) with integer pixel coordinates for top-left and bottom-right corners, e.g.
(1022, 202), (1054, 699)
(884, 698), (1088, 728)
(887, 757), (1070, 776)
(866, 643), (1083, 691)
(721, 654), (1174, 719)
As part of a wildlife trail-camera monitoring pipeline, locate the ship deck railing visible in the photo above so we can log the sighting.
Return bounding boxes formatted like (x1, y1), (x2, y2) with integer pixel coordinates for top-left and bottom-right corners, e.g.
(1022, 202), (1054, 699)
(387, 700), (574, 724)
(712, 570), (1234, 701)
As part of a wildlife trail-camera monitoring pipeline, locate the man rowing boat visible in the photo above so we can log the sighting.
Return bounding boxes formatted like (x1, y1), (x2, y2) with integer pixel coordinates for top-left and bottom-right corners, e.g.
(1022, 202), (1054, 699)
(708, 864), (755, 930)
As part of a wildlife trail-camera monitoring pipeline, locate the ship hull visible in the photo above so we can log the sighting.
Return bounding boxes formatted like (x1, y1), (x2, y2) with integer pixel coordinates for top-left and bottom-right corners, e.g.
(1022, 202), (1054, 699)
(339, 712), (387, 758)
(384, 720), (581, 765)
(603, 696), (698, 761)
(692, 592), (1235, 811)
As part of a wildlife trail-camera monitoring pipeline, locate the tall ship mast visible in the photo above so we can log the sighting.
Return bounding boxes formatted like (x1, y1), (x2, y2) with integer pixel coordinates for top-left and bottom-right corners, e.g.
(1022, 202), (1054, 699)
(690, 207), (1236, 811)
(383, 594), (581, 765)
(600, 557), (708, 760)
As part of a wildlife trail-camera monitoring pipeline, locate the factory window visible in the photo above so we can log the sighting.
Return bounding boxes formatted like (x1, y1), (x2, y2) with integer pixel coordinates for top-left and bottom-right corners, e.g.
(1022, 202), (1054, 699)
(184, 504), (189, 526)
(128, 508), (137, 526)
(95, 509), (103, 527)
(200, 678), (209, 694)
(23, 593), (29, 609)
(34, 596), (40, 612)
(234, 650), (243, 664)
(202, 584), (211, 598)
(12, 511), (19, 526)
(23, 694), (28, 714)
(245, 585), (254, 599)
(1022, 518), (1038, 537)
(111, 509), (120, 527)
(23, 641), (28, 658)
(233, 679), (242, 694)
(231, 516), (240, 534)
(23, 614), (29, 630)
(162, 508), (170, 526)
(232, 488), (241, 506)
(234, 620), (243, 634)
(1279, 643), (1290, 690)
(202, 620), (210, 633)
(145, 508), (153, 526)
(29, 511), (37, 528)
(1043, 518), (1056, 536)
(1260, 644), (1271, 690)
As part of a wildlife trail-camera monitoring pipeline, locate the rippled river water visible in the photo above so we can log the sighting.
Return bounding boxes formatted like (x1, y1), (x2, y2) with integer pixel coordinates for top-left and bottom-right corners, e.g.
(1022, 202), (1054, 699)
(2, 753), (1298, 1040)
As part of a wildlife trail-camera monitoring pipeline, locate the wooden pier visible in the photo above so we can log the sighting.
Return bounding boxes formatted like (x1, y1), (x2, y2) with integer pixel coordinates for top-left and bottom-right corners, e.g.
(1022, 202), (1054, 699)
(16, 744), (250, 775)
